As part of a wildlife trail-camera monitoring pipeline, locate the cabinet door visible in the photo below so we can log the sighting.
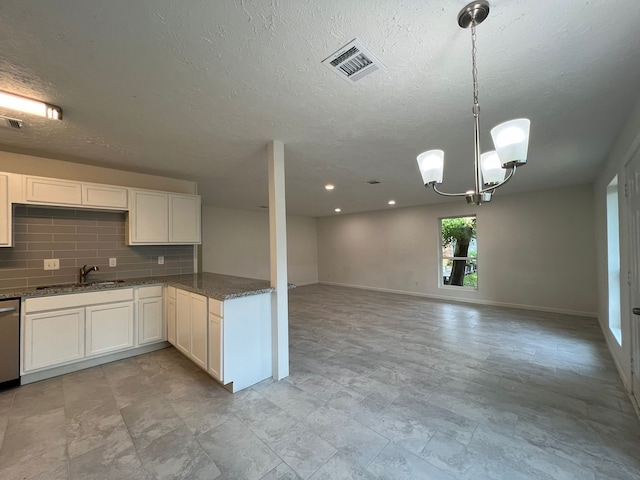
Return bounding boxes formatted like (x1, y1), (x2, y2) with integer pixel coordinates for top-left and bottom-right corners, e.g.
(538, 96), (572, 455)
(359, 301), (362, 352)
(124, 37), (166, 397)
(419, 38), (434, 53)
(86, 302), (134, 356)
(82, 183), (128, 209)
(24, 308), (85, 372)
(25, 176), (82, 205)
(175, 289), (191, 355)
(128, 189), (169, 244)
(138, 297), (164, 345)
(166, 296), (176, 346)
(190, 293), (208, 369)
(208, 313), (223, 382)
(169, 194), (201, 244)
(0, 174), (9, 246)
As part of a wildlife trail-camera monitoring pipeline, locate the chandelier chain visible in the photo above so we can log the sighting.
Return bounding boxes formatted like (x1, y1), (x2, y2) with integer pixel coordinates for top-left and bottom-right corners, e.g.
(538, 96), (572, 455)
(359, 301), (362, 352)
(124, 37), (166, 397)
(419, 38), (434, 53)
(471, 22), (479, 108)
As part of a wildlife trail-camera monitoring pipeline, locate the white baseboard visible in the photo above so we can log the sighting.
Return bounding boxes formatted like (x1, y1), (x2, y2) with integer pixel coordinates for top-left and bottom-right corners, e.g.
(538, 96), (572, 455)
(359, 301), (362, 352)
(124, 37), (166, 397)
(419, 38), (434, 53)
(317, 281), (597, 318)
(292, 280), (319, 287)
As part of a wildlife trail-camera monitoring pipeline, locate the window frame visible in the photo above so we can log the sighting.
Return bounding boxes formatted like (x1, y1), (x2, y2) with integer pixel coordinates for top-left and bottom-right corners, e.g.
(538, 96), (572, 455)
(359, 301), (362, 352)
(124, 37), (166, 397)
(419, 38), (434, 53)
(438, 214), (478, 290)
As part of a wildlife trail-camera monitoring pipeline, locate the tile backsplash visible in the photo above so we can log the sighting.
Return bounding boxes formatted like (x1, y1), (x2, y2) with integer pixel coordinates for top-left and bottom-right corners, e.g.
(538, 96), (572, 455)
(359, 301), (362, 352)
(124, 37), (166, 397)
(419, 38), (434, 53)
(0, 205), (194, 292)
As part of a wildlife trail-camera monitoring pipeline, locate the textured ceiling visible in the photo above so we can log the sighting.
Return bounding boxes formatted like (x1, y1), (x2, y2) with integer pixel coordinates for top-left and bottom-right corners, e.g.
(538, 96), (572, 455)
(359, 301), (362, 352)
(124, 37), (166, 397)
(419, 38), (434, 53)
(0, 0), (639, 217)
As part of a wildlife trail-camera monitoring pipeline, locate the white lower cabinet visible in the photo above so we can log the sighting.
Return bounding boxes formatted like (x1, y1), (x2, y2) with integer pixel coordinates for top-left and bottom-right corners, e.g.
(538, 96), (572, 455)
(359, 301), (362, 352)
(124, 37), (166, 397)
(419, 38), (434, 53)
(207, 313), (223, 382)
(86, 302), (134, 356)
(176, 289), (191, 356)
(24, 308), (85, 371)
(168, 290), (272, 392)
(22, 287), (166, 376)
(175, 288), (208, 370)
(166, 287), (176, 346)
(190, 294), (208, 369)
(136, 285), (164, 346)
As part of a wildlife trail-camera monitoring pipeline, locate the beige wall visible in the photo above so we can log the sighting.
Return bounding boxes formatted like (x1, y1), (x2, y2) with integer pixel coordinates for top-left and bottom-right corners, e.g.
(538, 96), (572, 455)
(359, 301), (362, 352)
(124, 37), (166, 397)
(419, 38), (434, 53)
(201, 206), (318, 286)
(593, 97), (640, 389)
(317, 184), (597, 316)
(0, 151), (197, 194)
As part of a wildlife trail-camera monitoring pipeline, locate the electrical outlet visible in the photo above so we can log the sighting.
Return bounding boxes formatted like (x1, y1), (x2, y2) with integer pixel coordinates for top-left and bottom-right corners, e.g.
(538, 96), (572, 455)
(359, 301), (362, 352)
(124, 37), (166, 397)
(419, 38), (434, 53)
(158, 256), (164, 265)
(109, 258), (117, 267)
(43, 259), (60, 270)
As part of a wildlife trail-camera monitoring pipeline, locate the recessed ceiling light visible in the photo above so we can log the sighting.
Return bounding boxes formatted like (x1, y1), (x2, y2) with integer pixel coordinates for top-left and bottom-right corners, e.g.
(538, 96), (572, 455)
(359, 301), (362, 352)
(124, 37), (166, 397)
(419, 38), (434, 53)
(366, 180), (381, 185)
(0, 90), (63, 120)
(388, 200), (396, 205)
(334, 208), (341, 213)
(325, 184), (335, 190)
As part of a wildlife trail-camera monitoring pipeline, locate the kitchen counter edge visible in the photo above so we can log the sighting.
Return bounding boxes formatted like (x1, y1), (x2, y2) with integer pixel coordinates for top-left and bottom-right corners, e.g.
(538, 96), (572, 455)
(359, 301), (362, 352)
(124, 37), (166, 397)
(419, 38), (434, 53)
(0, 273), (293, 302)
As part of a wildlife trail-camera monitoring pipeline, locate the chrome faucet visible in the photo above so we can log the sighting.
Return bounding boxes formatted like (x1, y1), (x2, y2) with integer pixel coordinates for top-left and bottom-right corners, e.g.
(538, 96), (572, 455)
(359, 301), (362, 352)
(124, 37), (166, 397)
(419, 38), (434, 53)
(80, 265), (99, 283)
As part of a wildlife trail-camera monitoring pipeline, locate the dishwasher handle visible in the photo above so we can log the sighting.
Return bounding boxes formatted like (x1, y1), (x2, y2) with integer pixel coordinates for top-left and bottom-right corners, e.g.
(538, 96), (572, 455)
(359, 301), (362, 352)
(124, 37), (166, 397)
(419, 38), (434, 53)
(0, 307), (17, 313)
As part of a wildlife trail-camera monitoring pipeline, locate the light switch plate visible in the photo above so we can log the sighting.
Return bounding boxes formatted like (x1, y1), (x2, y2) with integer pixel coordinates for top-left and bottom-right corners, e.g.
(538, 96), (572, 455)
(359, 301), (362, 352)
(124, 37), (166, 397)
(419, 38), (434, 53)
(158, 256), (165, 265)
(109, 258), (117, 267)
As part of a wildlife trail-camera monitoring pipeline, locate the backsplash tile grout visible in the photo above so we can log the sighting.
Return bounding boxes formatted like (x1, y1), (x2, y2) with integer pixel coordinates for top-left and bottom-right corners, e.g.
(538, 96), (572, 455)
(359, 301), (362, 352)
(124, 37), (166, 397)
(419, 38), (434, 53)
(0, 206), (194, 291)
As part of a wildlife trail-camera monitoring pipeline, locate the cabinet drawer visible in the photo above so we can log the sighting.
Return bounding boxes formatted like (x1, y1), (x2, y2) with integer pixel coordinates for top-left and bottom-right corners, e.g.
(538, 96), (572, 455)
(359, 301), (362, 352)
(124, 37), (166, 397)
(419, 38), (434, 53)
(136, 285), (163, 299)
(209, 298), (223, 317)
(25, 288), (134, 313)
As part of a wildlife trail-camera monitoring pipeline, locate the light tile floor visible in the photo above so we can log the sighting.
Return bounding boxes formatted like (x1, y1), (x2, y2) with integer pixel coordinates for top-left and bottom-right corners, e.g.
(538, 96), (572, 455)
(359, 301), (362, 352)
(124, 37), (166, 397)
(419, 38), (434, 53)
(0, 284), (639, 479)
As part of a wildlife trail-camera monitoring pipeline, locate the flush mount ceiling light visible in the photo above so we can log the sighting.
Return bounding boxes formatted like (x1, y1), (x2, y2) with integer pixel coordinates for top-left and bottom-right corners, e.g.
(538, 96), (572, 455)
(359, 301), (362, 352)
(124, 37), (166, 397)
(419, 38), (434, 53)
(334, 208), (341, 213)
(388, 200), (396, 205)
(416, 1), (530, 205)
(325, 184), (335, 190)
(0, 90), (63, 120)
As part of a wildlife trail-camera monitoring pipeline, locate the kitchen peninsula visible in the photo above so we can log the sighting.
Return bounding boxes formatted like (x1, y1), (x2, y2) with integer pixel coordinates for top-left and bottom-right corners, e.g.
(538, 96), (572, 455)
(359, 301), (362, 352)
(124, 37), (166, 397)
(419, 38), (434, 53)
(11, 273), (281, 393)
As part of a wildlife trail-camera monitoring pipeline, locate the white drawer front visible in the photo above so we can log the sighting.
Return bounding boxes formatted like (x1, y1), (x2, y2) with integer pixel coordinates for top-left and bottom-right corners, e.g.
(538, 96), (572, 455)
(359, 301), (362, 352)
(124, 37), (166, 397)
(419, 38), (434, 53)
(208, 298), (223, 317)
(25, 288), (134, 313)
(136, 285), (163, 299)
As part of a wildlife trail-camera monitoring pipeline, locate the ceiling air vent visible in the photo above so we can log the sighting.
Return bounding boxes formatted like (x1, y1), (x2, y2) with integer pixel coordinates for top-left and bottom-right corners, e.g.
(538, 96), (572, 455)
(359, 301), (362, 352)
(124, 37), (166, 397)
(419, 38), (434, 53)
(0, 116), (23, 130)
(322, 39), (385, 84)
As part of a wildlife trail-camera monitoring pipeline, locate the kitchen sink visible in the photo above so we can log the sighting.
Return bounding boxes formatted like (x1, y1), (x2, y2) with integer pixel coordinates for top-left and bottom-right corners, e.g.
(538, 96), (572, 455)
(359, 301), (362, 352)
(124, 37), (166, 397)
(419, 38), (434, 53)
(36, 283), (82, 290)
(35, 280), (126, 290)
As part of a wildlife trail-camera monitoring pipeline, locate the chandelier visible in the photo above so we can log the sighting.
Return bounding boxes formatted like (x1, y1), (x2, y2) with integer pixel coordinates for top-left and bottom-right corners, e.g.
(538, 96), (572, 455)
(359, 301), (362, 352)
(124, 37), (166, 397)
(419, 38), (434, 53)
(416, 0), (530, 205)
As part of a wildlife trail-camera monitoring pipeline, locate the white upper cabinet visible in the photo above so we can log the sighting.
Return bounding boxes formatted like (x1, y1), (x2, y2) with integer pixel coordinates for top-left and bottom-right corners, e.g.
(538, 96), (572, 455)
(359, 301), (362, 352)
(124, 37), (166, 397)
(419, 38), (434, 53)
(3, 172), (200, 246)
(128, 189), (169, 244)
(0, 174), (10, 246)
(82, 183), (128, 209)
(128, 188), (201, 245)
(23, 175), (128, 210)
(24, 176), (82, 206)
(169, 194), (201, 244)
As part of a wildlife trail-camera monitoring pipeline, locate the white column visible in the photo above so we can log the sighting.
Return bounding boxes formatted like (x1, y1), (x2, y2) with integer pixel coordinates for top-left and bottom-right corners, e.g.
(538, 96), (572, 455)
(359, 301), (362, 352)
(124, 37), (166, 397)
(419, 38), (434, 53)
(268, 140), (289, 380)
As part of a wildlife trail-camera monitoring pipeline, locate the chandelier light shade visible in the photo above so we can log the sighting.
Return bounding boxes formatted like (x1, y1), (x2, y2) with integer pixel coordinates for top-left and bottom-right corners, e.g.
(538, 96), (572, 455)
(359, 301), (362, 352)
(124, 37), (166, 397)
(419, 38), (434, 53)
(490, 118), (530, 167)
(417, 150), (444, 185)
(416, 0), (530, 205)
(480, 151), (505, 186)
(0, 90), (63, 120)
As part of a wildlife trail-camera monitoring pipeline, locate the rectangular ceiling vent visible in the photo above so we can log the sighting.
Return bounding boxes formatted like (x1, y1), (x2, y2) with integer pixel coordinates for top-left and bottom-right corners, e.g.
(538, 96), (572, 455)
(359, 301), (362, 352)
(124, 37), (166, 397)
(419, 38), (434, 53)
(322, 39), (385, 84)
(0, 116), (23, 130)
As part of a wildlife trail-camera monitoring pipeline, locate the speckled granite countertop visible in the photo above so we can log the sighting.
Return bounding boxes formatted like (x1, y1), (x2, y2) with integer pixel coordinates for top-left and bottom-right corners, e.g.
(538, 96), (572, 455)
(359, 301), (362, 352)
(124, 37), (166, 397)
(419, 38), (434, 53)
(0, 273), (287, 301)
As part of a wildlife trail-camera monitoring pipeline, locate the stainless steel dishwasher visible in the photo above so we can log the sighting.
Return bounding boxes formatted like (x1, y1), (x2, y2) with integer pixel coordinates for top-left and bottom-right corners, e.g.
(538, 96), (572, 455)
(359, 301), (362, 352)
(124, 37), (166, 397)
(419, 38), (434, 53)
(0, 299), (20, 389)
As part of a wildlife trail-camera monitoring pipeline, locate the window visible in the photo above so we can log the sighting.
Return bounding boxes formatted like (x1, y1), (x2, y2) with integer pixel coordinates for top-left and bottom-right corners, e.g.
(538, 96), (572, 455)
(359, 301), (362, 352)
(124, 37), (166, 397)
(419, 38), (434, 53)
(606, 176), (621, 344)
(440, 215), (477, 288)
